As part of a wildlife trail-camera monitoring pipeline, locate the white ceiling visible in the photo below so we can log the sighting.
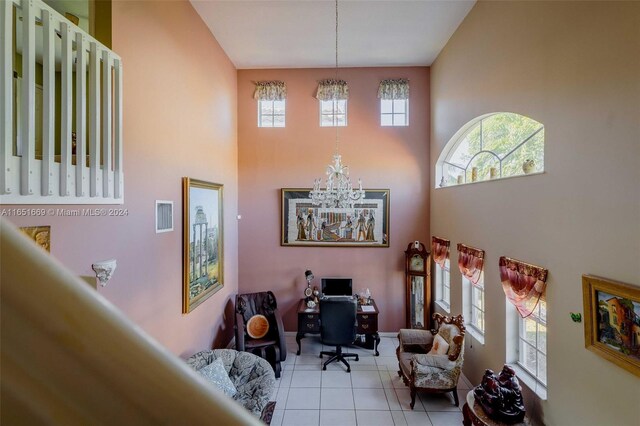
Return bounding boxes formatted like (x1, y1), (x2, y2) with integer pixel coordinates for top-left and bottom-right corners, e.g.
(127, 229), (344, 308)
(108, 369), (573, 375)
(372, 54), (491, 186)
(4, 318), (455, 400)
(190, 0), (476, 69)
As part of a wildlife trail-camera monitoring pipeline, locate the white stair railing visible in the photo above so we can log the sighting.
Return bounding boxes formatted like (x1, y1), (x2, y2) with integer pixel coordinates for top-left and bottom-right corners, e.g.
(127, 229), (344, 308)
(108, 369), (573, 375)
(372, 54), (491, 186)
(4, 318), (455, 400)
(0, 0), (123, 204)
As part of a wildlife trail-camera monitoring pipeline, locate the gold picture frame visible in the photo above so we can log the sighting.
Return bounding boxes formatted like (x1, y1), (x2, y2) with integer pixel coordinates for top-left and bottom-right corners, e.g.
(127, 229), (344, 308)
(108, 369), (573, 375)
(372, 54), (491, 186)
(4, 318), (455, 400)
(19, 226), (51, 252)
(182, 178), (223, 313)
(582, 275), (640, 377)
(280, 188), (390, 247)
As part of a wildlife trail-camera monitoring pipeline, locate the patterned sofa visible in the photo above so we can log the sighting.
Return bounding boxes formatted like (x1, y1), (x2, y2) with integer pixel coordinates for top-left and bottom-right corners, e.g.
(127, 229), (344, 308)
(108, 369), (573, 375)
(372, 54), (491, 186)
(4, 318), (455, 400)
(187, 349), (276, 422)
(396, 313), (466, 409)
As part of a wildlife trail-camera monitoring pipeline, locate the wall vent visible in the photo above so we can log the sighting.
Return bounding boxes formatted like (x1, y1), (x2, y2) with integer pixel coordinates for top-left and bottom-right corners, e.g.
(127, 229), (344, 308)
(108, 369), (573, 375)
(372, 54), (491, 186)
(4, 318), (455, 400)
(155, 201), (173, 233)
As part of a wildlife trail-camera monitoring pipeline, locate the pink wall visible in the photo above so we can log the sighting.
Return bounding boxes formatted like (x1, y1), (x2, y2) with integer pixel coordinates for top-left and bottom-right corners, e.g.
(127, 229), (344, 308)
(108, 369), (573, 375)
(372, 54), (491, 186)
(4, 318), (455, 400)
(237, 67), (430, 332)
(5, 0), (238, 358)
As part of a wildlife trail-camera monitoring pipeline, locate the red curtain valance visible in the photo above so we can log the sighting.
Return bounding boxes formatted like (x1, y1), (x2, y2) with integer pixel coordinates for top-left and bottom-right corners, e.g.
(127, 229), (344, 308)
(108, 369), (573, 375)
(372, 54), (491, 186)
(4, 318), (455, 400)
(499, 256), (548, 318)
(457, 243), (485, 286)
(432, 237), (450, 268)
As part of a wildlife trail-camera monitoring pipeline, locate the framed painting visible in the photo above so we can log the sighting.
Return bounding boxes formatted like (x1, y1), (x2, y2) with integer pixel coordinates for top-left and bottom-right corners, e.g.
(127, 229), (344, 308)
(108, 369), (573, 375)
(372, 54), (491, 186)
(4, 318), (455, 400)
(19, 226), (50, 252)
(182, 178), (223, 313)
(582, 275), (640, 377)
(281, 188), (389, 247)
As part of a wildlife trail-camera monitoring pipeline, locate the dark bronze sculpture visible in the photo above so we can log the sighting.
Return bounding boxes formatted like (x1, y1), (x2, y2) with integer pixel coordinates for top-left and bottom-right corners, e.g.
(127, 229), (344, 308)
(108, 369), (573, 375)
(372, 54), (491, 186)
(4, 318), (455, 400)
(473, 365), (526, 424)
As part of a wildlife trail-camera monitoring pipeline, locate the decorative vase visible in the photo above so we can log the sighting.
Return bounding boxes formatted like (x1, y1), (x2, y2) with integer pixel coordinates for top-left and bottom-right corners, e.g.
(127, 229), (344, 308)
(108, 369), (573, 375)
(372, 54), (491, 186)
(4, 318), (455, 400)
(490, 167), (498, 179)
(522, 159), (535, 174)
(457, 175), (464, 184)
(471, 167), (478, 182)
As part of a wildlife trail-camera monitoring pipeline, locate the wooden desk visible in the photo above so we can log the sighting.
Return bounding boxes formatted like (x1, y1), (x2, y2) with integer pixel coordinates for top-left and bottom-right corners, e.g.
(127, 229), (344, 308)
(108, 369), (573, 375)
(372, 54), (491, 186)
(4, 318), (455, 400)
(296, 298), (380, 356)
(462, 391), (531, 426)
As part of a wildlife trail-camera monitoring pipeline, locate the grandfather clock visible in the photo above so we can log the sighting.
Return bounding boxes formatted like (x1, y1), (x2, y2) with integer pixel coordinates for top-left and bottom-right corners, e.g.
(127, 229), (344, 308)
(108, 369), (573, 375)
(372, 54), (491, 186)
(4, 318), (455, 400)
(404, 241), (431, 329)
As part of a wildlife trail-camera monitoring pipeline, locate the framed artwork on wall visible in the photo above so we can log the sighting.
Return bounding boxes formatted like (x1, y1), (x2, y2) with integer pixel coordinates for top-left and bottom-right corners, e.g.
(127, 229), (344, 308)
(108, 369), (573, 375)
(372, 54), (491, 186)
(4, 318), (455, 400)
(582, 275), (640, 377)
(19, 226), (51, 252)
(182, 178), (223, 313)
(281, 188), (389, 247)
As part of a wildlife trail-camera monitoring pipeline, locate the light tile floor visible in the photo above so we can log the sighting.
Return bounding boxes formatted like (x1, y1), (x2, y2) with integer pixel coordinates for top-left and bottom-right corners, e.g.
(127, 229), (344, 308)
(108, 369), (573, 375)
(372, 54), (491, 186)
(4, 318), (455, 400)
(269, 335), (472, 426)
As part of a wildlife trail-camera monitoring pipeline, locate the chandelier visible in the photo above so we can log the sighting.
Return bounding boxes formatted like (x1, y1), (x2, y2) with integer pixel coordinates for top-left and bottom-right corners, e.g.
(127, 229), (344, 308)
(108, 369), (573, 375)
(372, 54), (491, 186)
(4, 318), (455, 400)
(309, 0), (365, 209)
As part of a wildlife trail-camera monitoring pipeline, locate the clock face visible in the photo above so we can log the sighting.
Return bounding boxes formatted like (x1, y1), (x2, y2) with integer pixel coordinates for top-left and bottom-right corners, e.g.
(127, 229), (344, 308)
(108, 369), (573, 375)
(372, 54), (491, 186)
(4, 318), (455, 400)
(409, 254), (424, 272)
(304, 286), (313, 298)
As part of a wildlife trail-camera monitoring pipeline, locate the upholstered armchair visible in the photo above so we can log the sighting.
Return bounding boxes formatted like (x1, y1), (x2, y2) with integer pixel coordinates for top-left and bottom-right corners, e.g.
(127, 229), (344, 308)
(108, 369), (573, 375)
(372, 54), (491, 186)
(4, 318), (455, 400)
(186, 349), (276, 423)
(396, 313), (466, 409)
(235, 291), (287, 378)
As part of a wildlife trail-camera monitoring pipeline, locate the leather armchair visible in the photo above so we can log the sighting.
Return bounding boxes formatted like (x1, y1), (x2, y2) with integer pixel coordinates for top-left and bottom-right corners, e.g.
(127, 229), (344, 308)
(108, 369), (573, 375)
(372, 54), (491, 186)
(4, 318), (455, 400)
(396, 313), (465, 409)
(235, 291), (287, 378)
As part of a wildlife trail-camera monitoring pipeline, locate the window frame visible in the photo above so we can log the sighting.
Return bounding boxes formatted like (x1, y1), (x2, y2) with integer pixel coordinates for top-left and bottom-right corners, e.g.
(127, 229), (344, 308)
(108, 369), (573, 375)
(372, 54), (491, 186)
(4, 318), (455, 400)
(257, 99), (286, 128)
(435, 112), (544, 188)
(380, 98), (409, 127)
(435, 258), (451, 312)
(319, 99), (347, 127)
(463, 274), (485, 343)
(517, 299), (547, 387)
(470, 277), (485, 335)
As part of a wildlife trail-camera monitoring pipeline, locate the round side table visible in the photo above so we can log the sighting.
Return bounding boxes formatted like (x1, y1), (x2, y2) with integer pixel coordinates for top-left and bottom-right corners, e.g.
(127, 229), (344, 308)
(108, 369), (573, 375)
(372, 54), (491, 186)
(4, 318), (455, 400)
(462, 391), (530, 426)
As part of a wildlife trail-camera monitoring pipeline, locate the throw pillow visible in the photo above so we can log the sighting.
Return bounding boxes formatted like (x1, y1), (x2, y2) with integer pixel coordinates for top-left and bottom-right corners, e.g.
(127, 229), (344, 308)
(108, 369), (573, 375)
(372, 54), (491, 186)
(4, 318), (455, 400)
(427, 333), (450, 356)
(197, 358), (237, 398)
(246, 314), (269, 339)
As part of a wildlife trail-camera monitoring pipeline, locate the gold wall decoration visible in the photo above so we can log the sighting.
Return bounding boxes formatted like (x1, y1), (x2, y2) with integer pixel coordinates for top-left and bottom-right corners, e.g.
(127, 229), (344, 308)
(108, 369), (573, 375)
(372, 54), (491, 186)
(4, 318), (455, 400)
(182, 178), (224, 313)
(19, 226), (51, 252)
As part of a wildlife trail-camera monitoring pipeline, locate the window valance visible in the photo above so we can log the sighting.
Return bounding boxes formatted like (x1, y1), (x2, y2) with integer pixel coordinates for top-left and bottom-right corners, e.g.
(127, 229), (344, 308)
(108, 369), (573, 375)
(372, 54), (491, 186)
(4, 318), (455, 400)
(316, 79), (349, 101)
(457, 243), (485, 286)
(431, 237), (450, 269)
(253, 81), (287, 101)
(377, 78), (409, 100)
(499, 256), (548, 318)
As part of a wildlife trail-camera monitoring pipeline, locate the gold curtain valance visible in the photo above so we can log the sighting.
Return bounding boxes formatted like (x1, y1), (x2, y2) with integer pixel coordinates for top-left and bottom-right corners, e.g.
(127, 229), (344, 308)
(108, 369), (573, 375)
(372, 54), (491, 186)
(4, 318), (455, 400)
(377, 78), (409, 100)
(315, 79), (349, 101)
(253, 81), (287, 101)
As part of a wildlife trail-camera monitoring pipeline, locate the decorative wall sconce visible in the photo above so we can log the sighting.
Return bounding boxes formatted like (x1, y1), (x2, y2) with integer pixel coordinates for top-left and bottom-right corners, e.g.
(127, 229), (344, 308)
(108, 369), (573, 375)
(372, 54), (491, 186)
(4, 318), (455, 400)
(92, 259), (117, 287)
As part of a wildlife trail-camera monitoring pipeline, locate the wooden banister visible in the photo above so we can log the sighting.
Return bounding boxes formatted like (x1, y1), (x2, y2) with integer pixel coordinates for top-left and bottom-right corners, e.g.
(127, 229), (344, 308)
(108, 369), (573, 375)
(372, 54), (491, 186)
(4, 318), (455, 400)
(0, 220), (260, 425)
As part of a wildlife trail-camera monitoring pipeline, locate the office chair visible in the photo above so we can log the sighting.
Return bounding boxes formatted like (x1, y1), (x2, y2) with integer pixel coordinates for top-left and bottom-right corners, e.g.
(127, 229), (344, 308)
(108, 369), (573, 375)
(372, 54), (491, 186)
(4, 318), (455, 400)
(319, 297), (359, 372)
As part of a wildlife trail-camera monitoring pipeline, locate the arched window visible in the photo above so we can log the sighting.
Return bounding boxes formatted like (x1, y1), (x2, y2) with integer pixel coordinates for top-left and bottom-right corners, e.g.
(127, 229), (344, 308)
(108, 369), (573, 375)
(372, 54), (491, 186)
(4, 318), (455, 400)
(436, 113), (544, 187)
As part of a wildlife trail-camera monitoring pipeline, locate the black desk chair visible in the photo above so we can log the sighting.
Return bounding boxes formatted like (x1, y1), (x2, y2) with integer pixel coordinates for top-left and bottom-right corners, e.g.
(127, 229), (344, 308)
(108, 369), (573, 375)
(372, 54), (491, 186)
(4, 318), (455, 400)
(319, 297), (359, 372)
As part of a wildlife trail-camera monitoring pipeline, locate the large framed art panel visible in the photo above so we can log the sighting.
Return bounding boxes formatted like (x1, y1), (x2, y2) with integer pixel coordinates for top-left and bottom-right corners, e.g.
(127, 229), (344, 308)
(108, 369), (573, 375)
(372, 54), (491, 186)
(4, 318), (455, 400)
(183, 178), (224, 313)
(281, 188), (389, 247)
(582, 275), (640, 377)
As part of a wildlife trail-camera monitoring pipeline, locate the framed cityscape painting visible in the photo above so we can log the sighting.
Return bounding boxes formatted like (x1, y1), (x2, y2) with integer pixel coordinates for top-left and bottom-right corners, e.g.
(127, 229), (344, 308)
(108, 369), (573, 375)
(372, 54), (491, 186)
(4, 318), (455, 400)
(582, 275), (640, 377)
(182, 178), (223, 313)
(281, 188), (389, 247)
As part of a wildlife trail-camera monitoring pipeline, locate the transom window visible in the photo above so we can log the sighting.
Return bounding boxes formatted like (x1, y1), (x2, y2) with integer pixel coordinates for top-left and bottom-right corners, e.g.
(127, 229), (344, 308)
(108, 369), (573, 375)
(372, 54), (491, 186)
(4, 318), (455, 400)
(258, 100), (285, 128)
(320, 99), (347, 127)
(381, 99), (408, 126)
(519, 299), (547, 385)
(435, 259), (451, 311)
(436, 113), (544, 187)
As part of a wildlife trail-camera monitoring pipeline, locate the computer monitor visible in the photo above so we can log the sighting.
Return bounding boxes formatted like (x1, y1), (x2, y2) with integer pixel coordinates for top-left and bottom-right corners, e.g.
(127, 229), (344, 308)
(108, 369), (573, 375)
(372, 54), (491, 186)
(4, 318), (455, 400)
(321, 278), (353, 296)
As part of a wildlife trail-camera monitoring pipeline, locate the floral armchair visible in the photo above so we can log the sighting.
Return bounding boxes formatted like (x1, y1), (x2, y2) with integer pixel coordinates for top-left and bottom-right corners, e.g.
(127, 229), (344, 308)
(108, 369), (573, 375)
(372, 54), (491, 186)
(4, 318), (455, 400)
(187, 349), (276, 423)
(396, 313), (466, 409)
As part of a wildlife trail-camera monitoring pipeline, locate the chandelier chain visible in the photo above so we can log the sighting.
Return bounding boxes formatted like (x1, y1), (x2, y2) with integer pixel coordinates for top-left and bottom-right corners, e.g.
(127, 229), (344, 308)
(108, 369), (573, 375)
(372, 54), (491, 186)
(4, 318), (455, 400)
(335, 0), (339, 154)
(309, 0), (365, 209)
